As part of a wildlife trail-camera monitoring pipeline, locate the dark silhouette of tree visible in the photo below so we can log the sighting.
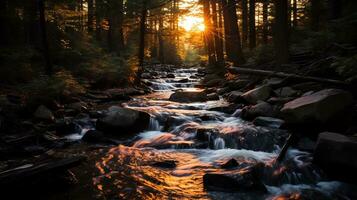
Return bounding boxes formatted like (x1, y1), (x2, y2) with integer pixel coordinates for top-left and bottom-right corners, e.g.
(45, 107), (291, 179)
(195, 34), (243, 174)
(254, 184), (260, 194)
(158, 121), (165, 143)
(249, 0), (256, 49)
(274, 0), (289, 64)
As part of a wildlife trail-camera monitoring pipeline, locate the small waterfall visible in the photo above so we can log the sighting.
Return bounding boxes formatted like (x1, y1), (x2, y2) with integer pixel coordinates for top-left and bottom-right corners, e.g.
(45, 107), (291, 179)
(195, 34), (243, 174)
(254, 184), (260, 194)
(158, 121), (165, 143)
(148, 117), (161, 131)
(214, 137), (225, 149)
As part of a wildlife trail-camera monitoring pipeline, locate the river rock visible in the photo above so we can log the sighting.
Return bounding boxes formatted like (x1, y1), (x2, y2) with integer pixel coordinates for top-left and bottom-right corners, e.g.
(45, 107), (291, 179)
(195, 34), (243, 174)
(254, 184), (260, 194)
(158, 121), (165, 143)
(221, 159), (239, 169)
(177, 78), (189, 83)
(215, 125), (288, 151)
(207, 93), (219, 101)
(227, 91), (244, 103)
(55, 118), (78, 135)
(274, 87), (298, 97)
(141, 73), (151, 79)
(203, 166), (267, 192)
(205, 78), (224, 87)
(82, 130), (105, 143)
(209, 104), (243, 114)
(241, 85), (272, 104)
(253, 117), (285, 129)
(313, 132), (357, 183)
(151, 160), (177, 168)
(280, 89), (353, 124)
(263, 78), (284, 88)
(33, 105), (55, 122)
(169, 91), (207, 103)
(217, 87), (230, 95)
(67, 102), (88, 113)
(96, 106), (150, 135)
(167, 73), (175, 78)
(225, 79), (250, 90)
(241, 102), (277, 120)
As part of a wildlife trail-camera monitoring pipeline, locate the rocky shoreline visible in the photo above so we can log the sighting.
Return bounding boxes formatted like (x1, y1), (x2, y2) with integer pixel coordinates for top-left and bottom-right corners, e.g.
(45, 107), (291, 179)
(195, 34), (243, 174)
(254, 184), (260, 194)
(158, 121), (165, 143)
(1, 64), (357, 198)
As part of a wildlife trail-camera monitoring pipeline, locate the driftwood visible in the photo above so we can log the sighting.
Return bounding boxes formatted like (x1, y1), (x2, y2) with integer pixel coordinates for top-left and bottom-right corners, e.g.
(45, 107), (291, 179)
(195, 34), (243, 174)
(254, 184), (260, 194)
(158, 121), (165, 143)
(228, 67), (348, 86)
(0, 156), (85, 185)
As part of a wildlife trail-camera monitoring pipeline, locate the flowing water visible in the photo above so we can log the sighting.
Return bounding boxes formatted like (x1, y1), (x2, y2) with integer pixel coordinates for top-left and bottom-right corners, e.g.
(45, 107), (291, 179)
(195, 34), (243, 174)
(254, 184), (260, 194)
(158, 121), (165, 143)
(62, 66), (356, 199)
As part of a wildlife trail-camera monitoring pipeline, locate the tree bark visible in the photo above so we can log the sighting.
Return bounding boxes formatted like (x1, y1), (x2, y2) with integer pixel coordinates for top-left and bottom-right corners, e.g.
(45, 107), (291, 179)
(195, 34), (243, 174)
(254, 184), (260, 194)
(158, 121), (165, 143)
(87, 0), (94, 32)
(274, 0), (289, 65)
(95, 0), (102, 41)
(226, 0), (245, 65)
(249, 0), (256, 49)
(292, 0), (297, 27)
(108, 0), (124, 55)
(38, 0), (52, 75)
(262, 0), (268, 44)
(228, 67), (348, 85)
(222, 0), (233, 59)
(138, 0), (148, 71)
(211, 0), (224, 66)
(328, 0), (342, 20)
(24, 0), (39, 46)
(203, 0), (216, 66)
(158, 14), (164, 63)
(242, 0), (248, 48)
(311, 0), (321, 31)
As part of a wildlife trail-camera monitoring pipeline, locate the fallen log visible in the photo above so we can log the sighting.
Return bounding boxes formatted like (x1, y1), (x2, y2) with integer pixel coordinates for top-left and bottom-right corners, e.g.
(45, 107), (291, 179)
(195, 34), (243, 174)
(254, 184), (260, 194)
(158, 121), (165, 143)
(0, 156), (85, 185)
(228, 67), (348, 86)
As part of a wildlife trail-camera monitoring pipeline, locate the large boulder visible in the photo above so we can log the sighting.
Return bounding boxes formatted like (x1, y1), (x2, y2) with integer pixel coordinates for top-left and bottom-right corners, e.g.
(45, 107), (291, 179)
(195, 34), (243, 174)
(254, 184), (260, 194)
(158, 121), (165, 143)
(96, 106), (150, 135)
(241, 85), (272, 104)
(313, 132), (357, 183)
(169, 91), (207, 103)
(280, 89), (353, 124)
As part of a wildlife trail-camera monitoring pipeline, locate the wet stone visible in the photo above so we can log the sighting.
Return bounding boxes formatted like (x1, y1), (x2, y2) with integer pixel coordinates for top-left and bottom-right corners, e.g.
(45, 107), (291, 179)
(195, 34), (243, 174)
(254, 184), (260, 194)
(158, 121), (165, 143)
(221, 159), (239, 169)
(151, 160), (177, 169)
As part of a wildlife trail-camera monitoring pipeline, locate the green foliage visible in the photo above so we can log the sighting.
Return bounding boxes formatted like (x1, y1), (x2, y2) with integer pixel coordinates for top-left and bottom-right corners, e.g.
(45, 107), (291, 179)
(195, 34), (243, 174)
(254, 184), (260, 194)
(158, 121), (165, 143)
(24, 70), (85, 107)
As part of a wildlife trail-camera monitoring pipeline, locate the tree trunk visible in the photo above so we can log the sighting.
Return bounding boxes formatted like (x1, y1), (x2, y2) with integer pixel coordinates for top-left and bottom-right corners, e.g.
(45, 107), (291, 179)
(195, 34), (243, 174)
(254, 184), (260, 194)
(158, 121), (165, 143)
(292, 0), (297, 27)
(38, 0), (52, 75)
(226, 0), (246, 65)
(222, 0), (233, 59)
(311, 0), (321, 31)
(108, 0), (124, 55)
(87, 0), (94, 32)
(262, 0), (268, 44)
(95, 0), (102, 41)
(203, 0), (216, 66)
(249, 0), (256, 49)
(138, 0), (147, 72)
(158, 15), (164, 63)
(228, 67), (348, 85)
(242, 0), (248, 48)
(24, 0), (39, 46)
(274, 0), (289, 65)
(211, 0), (224, 66)
(328, 0), (342, 20)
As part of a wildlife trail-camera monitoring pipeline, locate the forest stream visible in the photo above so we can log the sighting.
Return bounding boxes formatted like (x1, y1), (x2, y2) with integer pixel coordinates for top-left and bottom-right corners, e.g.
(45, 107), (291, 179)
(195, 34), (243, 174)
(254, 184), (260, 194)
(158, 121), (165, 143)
(42, 66), (356, 200)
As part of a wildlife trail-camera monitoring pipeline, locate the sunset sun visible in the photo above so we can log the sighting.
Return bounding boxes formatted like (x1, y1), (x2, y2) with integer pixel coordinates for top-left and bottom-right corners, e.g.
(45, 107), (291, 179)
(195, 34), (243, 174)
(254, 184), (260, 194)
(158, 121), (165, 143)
(179, 15), (205, 32)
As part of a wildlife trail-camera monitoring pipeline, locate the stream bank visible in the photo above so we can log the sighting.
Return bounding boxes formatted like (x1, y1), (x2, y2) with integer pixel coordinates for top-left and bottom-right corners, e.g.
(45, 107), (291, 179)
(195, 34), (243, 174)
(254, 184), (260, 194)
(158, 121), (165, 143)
(1, 64), (357, 199)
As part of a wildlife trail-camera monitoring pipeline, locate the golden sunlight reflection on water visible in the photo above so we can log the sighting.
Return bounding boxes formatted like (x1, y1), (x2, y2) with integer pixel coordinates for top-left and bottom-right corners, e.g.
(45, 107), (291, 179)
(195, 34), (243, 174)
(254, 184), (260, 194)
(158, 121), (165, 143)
(93, 145), (214, 199)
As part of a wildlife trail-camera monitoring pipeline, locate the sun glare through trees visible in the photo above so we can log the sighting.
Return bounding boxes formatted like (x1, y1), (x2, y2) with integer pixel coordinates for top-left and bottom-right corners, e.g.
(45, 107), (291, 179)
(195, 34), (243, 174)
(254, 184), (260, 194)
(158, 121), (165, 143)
(1, 0), (357, 199)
